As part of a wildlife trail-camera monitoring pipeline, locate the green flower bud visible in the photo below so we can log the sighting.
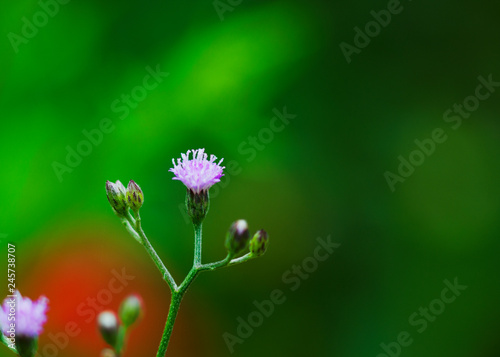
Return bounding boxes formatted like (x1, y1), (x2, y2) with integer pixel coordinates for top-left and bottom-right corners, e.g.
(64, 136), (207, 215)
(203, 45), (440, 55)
(15, 336), (38, 357)
(98, 311), (119, 347)
(250, 230), (269, 256)
(126, 180), (144, 213)
(185, 189), (209, 225)
(106, 181), (129, 218)
(225, 220), (250, 257)
(119, 294), (143, 327)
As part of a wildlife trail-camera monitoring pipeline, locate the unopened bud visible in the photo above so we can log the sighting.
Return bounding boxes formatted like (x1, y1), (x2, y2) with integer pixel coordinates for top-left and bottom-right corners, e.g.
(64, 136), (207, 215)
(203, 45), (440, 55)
(185, 189), (209, 225)
(98, 311), (119, 347)
(126, 180), (144, 213)
(100, 349), (116, 357)
(119, 294), (143, 327)
(249, 230), (269, 256)
(225, 220), (250, 256)
(106, 180), (129, 218)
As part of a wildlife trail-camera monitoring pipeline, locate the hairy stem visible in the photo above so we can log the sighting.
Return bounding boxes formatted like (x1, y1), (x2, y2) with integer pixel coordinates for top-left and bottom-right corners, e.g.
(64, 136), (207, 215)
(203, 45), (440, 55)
(120, 211), (255, 357)
(156, 254), (202, 355)
(126, 212), (178, 291)
(193, 223), (202, 267)
(156, 292), (182, 357)
(155, 251), (255, 355)
(200, 252), (256, 271)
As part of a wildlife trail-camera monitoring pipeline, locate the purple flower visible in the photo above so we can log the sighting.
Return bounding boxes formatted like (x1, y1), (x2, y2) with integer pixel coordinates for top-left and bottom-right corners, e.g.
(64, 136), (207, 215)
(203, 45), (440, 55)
(169, 149), (225, 193)
(0, 291), (48, 337)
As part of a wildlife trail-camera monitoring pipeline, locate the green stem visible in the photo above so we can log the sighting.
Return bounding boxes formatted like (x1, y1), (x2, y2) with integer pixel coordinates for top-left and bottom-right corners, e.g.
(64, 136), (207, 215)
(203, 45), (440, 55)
(114, 325), (127, 357)
(200, 252), (256, 271)
(156, 291), (183, 357)
(155, 251), (256, 355)
(126, 212), (178, 291)
(193, 223), (202, 267)
(121, 219), (141, 244)
(120, 211), (256, 357)
(0, 334), (17, 355)
(156, 255), (203, 355)
(178, 266), (200, 292)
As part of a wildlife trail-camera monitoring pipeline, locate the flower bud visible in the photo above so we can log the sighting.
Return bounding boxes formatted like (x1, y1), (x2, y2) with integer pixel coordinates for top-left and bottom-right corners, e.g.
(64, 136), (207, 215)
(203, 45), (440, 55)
(98, 311), (119, 347)
(249, 230), (269, 256)
(126, 180), (144, 213)
(15, 336), (38, 357)
(225, 220), (250, 256)
(119, 294), (143, 327)
(185, 189), (209, 225)
(100, 349), (116, 357)
(106, 181), (129, 218)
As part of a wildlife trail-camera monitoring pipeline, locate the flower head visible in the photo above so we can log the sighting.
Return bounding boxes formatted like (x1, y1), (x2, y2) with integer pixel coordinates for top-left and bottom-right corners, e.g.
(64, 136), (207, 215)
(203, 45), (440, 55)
(225, 220), (250, 256)
(249, 229), (269, 256)
(119, 294), (144, 327)
(98, 310), (119, 346)
(126, 180), (144, 213)
(105, 180), (129, 218)
(0, 291), (48, 337)
(169, 149), (225, 194)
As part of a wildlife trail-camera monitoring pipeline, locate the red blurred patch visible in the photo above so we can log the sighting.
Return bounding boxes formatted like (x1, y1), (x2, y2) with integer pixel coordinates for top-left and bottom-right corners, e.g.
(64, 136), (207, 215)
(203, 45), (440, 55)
(23, 222), (202, 356)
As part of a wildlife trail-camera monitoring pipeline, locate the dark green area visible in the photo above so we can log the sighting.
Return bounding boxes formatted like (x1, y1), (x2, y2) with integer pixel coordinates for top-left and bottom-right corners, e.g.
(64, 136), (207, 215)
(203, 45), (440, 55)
(0, 0), (499, 356)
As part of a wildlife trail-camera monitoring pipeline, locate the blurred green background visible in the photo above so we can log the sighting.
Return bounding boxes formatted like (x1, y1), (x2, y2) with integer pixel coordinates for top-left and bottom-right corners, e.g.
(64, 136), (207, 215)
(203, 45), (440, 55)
(1, 0), (500, 356)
